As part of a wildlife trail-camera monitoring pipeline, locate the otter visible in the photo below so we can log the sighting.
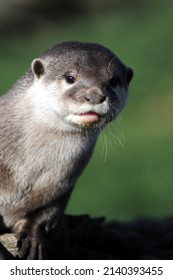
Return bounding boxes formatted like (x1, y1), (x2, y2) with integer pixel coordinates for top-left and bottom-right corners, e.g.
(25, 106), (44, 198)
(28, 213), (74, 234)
(0, 41), (133, 259)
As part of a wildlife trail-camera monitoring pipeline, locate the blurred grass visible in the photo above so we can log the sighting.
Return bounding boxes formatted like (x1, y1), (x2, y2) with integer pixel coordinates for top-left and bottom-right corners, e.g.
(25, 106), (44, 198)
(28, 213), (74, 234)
(0, 0), (173, 221)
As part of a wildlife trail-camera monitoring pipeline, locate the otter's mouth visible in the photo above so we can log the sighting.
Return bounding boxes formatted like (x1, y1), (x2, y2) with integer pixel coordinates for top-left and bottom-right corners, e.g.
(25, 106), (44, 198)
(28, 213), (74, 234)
(67, 111), (103, 127)
(77, 111), (101, 124)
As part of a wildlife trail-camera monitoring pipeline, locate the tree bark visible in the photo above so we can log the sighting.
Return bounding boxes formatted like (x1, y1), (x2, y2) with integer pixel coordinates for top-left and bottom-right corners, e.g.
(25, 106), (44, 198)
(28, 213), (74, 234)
(0, 214), (173, 259)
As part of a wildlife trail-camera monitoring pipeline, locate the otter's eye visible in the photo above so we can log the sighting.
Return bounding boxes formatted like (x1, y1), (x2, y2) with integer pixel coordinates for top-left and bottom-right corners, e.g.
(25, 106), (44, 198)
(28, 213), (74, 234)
(65, 74), (76, 84)
(109, 77), (120, 88)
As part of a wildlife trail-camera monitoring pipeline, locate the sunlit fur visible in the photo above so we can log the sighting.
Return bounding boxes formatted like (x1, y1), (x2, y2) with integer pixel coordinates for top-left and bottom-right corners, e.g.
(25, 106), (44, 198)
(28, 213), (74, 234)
(0, 41), (133, 259)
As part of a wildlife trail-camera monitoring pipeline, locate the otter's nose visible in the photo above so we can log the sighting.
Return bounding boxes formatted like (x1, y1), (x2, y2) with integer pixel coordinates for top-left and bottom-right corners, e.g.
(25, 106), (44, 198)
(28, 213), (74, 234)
(84, 87), (106, 105)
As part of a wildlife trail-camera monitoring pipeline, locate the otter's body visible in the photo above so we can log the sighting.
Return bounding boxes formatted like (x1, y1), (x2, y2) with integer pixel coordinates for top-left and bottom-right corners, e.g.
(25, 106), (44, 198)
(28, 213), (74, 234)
(0, 92), (96, 227)
(0, 41), (133, 259)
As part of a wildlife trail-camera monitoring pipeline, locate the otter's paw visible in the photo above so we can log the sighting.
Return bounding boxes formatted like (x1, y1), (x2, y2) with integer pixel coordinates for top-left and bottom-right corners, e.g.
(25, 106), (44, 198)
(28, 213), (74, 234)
(17, 232), (46, 260)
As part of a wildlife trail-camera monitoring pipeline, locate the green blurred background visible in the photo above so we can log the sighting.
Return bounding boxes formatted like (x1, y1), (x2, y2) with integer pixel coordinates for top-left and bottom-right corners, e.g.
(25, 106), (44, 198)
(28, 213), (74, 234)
(0, 0), (173, 221)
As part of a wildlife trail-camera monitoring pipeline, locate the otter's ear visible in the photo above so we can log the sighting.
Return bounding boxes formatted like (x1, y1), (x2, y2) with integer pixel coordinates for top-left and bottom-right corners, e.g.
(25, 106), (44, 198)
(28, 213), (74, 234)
(31, 58), (45, 78)
(126, 67), (134, 84)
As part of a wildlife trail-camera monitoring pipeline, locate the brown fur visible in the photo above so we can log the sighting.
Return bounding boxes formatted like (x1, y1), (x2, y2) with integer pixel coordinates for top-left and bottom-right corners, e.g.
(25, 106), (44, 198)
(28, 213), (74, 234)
(0, 41), (133, 259)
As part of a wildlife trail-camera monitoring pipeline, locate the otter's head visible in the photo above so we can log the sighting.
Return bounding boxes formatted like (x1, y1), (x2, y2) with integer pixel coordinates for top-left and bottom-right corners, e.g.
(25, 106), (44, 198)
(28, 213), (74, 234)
(30, 41), (133, 133)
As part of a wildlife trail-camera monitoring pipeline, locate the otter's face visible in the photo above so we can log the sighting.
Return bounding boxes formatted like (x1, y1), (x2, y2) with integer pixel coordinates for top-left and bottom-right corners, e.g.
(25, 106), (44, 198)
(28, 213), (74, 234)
(30, 42), (133, 133)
